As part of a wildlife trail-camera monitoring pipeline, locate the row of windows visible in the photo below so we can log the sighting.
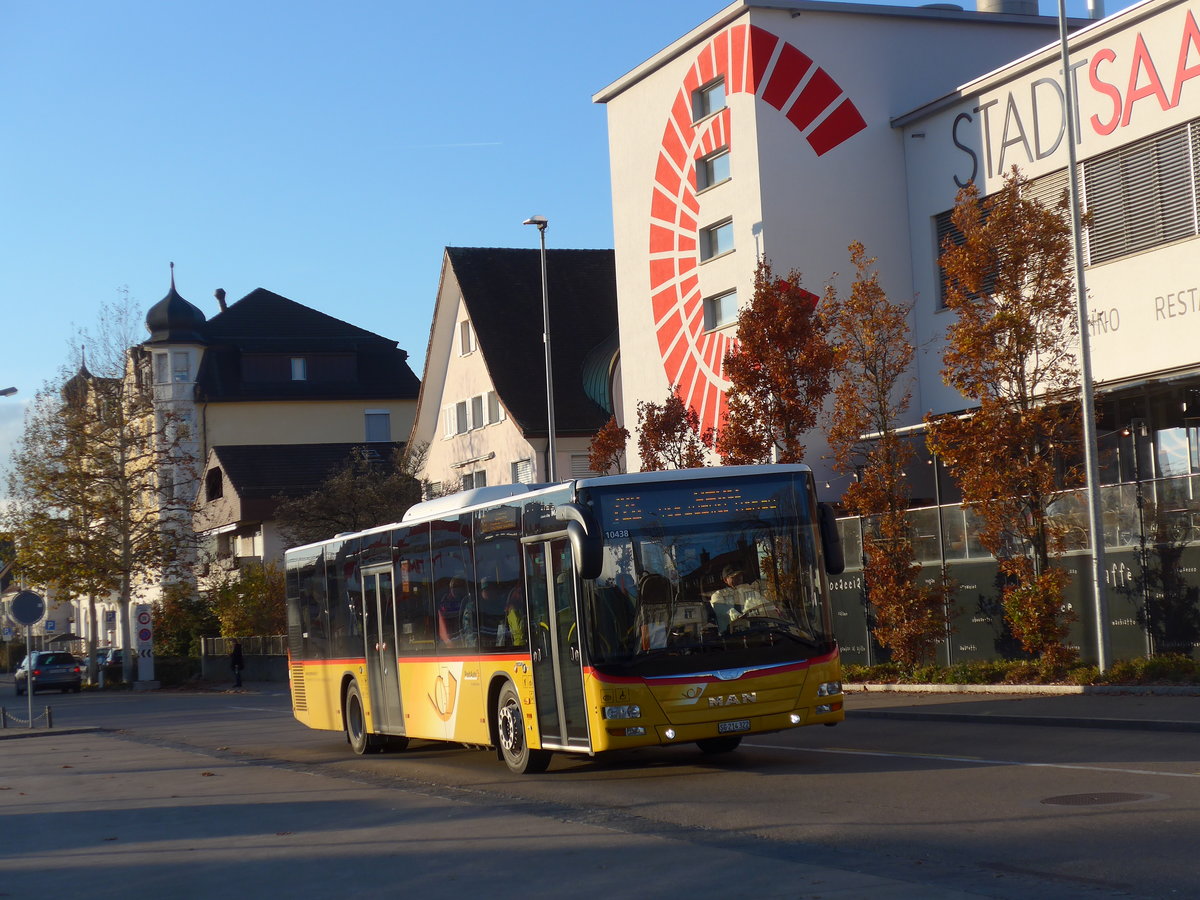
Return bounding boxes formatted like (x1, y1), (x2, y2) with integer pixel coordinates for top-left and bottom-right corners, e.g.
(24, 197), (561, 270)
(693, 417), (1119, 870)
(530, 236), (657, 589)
(154, 350), (368, 385)
(286, 489), (572, 660)
(936, 116), (1200, 304)
(693, 78), (737, 333)
(442, 391), (504, 437)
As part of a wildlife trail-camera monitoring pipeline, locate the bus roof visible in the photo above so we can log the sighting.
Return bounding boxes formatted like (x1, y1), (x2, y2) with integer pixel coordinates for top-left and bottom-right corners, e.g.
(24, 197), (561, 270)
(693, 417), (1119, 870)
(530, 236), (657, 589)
(284, 464), (814, 555)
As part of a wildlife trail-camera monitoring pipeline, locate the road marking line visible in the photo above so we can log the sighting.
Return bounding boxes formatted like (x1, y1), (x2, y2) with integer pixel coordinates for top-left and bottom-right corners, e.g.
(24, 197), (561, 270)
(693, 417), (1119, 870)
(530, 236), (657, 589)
(743, 743), (1200, 778)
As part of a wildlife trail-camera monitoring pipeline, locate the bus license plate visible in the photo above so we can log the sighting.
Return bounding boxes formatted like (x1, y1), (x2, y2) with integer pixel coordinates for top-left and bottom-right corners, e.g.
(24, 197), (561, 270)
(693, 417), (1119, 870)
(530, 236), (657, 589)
(718, 719), (750, 734)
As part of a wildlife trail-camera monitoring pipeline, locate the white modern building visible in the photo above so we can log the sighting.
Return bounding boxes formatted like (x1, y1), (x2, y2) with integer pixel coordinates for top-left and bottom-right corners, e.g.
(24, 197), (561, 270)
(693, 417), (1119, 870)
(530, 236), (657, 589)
(594, 0), (1200, 662)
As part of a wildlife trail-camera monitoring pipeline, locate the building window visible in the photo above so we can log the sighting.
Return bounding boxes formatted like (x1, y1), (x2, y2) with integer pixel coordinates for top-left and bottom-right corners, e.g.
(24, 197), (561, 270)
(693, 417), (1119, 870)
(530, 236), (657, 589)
(456, 401), (469, 434)
(487, 390), (504, 424)
(459, 319), (476, 355)
(428, 481), (443, 497)
(570, 455), (597, 478)
(172, 351), (191, 383)
(692, 77), (726, 121)
(471, 395), (484, 431)
(700, 219), (734, 261)
(154, 353), (169, 384)
(205, 468), (223, 502)
(1084, 121), (1196, 265)
(697, 148), (731, 191)
(511, 458), (533, 483)
(365, 410), (391, 442)
(290, 357), (307, 381)
(703, 290), (739, 330)
(462, 470), (487, 490)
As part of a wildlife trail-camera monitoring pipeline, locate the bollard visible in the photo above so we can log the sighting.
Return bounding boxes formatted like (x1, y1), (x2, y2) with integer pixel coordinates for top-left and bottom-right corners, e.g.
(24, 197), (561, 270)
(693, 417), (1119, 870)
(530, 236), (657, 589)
(1, 706), (6, 728)
(46, 706), (53, 729)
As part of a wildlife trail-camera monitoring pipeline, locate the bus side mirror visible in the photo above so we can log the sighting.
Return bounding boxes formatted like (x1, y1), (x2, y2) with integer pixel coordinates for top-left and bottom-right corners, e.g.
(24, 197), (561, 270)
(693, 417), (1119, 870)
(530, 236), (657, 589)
(556, 503), (603, 580)
(818, 502), (845, 575)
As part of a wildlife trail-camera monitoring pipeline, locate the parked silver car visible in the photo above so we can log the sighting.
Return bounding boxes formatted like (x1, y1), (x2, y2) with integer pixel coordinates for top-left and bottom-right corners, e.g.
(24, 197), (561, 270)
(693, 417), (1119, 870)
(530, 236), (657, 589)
(14, 651), (83, 695)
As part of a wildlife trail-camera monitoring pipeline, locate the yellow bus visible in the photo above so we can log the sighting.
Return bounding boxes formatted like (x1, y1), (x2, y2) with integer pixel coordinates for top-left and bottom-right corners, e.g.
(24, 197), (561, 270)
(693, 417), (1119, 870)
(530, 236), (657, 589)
(284, 464), (846, 773)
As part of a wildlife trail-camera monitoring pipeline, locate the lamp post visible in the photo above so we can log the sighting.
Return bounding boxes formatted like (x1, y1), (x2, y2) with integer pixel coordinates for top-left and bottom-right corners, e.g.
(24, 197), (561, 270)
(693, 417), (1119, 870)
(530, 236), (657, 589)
(523, 215), (557, 482)
(1058, 0), (1110, 671)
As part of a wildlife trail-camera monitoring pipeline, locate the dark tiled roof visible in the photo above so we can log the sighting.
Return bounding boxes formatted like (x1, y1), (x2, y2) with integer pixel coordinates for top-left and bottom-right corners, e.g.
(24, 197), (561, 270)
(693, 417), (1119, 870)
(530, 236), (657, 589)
(194, 288), (420, 402)
(446, 248), (617, 436)
(212, 443), (401, 501)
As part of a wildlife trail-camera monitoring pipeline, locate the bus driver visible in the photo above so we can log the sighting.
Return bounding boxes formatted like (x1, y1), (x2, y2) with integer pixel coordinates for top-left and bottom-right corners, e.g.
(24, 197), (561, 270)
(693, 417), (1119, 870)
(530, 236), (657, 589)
(710, 564), (771, 626)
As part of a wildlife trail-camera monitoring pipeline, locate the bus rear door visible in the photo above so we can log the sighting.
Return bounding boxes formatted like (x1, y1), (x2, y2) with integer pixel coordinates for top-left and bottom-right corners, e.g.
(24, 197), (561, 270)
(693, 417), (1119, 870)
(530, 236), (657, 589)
(363, 566), (404, 735)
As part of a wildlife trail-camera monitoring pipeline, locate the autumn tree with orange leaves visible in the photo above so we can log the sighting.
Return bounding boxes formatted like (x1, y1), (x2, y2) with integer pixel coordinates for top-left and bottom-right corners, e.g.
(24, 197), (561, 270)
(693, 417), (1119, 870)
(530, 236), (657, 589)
(716, 259), (835, 465)
(827, 241), (950, 667)
(926, 168), (1083, 665)
(637, 386), (712, 471)
(588, 415), (630, 475)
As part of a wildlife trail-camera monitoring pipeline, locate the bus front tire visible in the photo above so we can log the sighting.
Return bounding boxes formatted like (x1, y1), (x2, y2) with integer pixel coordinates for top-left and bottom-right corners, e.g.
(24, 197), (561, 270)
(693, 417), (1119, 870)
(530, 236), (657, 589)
(696, 735), (742, 754)
(345, 682), (382, 755)
(496, 682), (551, 775)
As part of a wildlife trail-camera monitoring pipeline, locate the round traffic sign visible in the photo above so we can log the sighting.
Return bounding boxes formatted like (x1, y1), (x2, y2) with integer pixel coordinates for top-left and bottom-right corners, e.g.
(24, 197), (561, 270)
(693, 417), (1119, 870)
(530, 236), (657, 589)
(138, 627), (152, 642)
(10, 590), (45, 626)
(137, 610), (152, 626)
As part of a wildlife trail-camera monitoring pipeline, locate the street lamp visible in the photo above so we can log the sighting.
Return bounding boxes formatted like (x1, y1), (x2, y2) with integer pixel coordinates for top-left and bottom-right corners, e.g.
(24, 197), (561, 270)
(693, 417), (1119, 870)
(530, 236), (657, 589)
(0, 387), (16, 397)
(523, 215), (557, 482)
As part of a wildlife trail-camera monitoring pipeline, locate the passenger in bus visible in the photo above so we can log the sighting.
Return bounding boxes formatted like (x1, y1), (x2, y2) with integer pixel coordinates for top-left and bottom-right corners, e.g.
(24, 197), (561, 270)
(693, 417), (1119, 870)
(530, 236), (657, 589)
(478, 578), (505, 648)
(503, 585), (526, 647)
(438, 577), (473, 647)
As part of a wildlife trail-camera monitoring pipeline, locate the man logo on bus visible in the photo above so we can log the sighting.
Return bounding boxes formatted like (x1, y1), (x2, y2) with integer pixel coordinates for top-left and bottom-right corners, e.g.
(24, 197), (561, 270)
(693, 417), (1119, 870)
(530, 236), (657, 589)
(429, 670), (459, 722)
(709, 691), (757, 708)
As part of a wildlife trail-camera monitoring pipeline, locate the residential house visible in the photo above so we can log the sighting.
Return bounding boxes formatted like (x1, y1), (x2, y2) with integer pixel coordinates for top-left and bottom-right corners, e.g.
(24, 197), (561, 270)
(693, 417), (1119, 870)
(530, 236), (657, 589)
(411, 247), (619, 492)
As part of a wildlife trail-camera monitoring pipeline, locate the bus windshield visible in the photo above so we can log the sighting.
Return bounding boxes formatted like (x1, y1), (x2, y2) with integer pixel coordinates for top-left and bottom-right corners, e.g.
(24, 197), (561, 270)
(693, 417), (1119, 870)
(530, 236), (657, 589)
(579, 470), (834, 676)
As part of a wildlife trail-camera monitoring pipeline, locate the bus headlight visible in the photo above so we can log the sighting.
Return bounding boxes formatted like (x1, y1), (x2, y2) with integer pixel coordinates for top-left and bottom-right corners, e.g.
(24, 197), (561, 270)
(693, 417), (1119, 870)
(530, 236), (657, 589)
(665, 728), (677, 740)
(603, 705), (641, 720)
(816, 681), (842, 697)
(789, 713), (802, 725)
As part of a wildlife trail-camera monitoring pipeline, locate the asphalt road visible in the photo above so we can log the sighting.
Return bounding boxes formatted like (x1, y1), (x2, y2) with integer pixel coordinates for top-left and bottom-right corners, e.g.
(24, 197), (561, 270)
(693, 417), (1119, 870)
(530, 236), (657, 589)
(3, 684), (1198, 899)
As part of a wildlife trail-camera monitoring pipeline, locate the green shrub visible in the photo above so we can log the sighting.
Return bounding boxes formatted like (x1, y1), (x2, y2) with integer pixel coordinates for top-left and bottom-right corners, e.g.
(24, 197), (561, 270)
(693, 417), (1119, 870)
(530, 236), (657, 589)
(843, 655), (1197, 685)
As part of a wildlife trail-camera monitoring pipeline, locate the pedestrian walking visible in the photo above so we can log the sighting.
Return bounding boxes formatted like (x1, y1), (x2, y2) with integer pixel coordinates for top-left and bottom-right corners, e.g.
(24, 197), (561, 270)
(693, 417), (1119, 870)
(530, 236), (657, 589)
(230, 639), (244, 688)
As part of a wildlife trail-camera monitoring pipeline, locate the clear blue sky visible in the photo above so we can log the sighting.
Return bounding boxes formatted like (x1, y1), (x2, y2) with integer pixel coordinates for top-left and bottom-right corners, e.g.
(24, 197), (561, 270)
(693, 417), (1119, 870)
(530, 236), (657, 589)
(0, 0), (1123, 471)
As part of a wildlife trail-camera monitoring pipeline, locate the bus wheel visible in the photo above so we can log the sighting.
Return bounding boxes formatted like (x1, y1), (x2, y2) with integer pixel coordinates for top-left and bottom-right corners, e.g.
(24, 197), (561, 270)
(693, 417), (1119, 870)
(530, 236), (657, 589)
(696, 735), (742, 754)
(496, 682), (551, 774)
(345, 682), (381, 755)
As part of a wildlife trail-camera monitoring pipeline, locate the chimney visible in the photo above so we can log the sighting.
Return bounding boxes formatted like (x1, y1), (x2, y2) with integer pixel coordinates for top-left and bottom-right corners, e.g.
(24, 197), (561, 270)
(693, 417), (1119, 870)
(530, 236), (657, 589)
(215, 288), (227, 312)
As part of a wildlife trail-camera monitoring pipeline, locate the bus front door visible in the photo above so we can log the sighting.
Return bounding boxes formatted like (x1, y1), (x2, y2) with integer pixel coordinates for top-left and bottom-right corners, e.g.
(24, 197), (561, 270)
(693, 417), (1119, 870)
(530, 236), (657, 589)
(363, 567), (404, 734)
(523, 537), (589, 750)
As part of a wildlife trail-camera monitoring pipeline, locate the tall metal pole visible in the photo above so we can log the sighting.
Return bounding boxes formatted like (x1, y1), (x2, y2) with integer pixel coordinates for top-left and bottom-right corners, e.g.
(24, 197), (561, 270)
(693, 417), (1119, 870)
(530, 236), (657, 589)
(525, 216), (557, 482)
(1058, 0), (1110, 670)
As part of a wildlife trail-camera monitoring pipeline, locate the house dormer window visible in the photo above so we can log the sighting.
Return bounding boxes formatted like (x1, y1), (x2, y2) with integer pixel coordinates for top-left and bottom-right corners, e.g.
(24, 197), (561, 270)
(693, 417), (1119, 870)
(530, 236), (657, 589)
(290, 357), (307, 380)
(205, 467), (223, 502)
(459, 320), (476, 355)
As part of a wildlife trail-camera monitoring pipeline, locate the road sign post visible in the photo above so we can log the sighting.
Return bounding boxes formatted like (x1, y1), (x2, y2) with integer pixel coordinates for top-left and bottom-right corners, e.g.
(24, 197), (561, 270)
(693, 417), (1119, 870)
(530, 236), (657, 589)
(134, 603), (155, 683)
(10, 591), (45, 729)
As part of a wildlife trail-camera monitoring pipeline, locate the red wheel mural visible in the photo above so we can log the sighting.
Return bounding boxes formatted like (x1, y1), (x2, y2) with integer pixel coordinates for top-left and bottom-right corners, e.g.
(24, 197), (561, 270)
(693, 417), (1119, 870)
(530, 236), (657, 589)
(648, 23), (867, 435)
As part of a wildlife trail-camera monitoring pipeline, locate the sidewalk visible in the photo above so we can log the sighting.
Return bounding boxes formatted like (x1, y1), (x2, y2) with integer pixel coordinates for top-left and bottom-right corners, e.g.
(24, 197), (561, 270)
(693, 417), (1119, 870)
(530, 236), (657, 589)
(845, 683), (1200, 732)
